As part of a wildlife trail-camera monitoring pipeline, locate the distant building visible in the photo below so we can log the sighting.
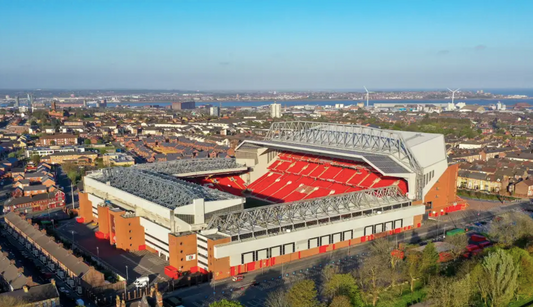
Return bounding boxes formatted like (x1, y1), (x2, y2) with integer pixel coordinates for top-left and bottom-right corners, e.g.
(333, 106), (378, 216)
(14, 96), (19, 107)
(270, 102), (282, 118)
(38, 134), (78, 146)
(209, 106), (220, 117)
(171, 101), (196, 110)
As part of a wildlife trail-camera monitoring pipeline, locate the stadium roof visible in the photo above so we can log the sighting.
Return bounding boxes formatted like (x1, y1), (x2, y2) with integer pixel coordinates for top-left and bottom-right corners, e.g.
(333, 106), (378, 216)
(258, 121), (426, 174)
(207, 185), (410, 239)
(89, 167), (240, 209)
(134, 158), (247, 177)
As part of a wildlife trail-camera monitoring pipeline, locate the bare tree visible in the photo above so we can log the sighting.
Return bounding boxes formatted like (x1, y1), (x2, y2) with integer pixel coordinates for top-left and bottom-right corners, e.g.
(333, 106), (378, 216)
(445, 233), (468, 259)
(265, 288), (290, 307)
(428, 275), (471, 307)
(489, 212), (533, 246)
(358, 253), (387, 306)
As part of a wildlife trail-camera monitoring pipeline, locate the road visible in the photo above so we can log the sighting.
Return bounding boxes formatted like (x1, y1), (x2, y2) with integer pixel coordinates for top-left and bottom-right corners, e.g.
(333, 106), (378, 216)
(167, 200), (531, 307)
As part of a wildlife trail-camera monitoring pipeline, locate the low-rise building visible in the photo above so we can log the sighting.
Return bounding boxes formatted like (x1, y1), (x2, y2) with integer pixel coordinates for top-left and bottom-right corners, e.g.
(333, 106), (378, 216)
(514, 179), (533, 197)
(3, 191), (65, 213)
(42, 151), (99, 165)
(102, 152), (135, 167)
(38, 134), (78, 146)
(0, 282), (60, 307)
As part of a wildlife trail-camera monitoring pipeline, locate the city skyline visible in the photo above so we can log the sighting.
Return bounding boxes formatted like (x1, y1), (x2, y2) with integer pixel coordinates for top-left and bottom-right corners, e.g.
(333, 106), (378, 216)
(1, 0), (532, 90)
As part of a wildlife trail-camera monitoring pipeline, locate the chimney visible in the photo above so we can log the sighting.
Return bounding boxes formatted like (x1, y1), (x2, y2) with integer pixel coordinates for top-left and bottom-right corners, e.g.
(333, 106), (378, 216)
(33, 224), (39, 230)
(115, 295), (121, 307)
(155, 288), (163, 307)
(26, 276), (36, 286)
(10, 259), (15, 265)
(22, 285), (29, 293)
(50, 278), (56, 286)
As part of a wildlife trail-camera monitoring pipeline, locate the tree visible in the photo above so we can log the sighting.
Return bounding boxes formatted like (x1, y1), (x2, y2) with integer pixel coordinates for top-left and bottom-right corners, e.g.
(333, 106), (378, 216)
(489, 212), (533, 247)
(358, 253), (386, 306)
(50, 140), (56, 146)
(421, 242), (440, 284)
(445, 233), (469, 259)
(84, 138), (92, 145)
(369, 238), (403, 290)
(428, 275), (471, 307)
(265, 289), (290, 307)
(209, 300), (243, 307)
(286, 279), (319, 307)
(323, 273), (363, 307)
(474, 249), (519, 307)
(30, 154), (41, 165)
(329, 296), (351, 307)
(405, 251), (423, 292)
(507, 247), (533, 298)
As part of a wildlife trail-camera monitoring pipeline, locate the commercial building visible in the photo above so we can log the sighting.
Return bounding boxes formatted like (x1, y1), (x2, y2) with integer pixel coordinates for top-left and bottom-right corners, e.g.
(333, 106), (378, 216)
(78, 122), (462, 279)
(38, 134), (78, 146)
(25, 146), (87, 158)
(209, 106), (220, 117)
(42, 151), (98, 165)
(102, 152), (136, 167)
(270, 103), (282, 118)
(171, 101), (196, 110)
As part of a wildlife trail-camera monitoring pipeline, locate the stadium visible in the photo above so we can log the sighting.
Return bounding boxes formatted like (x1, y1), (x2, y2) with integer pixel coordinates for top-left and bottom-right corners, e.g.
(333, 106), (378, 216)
(78, 121), (464, 280)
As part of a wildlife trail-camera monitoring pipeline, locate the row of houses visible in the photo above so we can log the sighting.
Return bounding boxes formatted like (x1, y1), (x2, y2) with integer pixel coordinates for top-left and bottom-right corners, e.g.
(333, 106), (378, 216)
(457, 157), (533, 196)
(4, 212), (106, 292)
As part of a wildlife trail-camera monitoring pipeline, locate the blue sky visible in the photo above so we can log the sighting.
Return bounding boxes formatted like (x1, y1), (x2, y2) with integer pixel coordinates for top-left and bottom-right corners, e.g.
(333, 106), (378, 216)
(1, 0), (532, 90)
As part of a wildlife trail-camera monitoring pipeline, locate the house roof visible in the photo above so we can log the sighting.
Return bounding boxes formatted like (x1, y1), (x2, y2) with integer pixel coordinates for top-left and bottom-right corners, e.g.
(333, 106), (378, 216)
(4, 192), (58, 207)
(23, 185), (48, 192)
(0, 253), (28, 290)
(39, 133), (77, 139)
(0, 283), (59, 303)
(4, 212), (90, 276)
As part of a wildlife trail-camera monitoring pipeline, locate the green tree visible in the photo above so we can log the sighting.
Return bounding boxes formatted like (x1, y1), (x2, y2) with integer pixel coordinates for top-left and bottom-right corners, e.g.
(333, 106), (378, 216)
(84, 138), (92, 145)
(428, 275), (471, 307)
(286, 279), (319, 307)
(323, 273), (363, 307)
(474, 249), (519, 307)
(209, 300), (243, 307)
(30, 154), (41, 165)
(329, 296), (351, 307)
(50, 140), (56, 146)
(265, 289), (290, 307)
(421, 242), (440, 284)
(405, 251), (423, 292)
(507, 247), (533, 298)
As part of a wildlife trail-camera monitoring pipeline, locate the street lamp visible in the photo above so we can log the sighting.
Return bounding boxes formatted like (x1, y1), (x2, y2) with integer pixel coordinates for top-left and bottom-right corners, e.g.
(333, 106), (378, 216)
(124, 265), (128, 296)
(440, 209), (445, 238)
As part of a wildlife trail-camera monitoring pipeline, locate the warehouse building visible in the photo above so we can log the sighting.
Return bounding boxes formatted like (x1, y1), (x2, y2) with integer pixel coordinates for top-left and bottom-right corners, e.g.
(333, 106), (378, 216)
(79, 121), (463, 279)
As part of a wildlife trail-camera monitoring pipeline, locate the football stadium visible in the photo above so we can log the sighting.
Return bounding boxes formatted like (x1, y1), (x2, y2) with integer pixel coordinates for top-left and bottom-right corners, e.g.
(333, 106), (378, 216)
(78, 121), (464, 280)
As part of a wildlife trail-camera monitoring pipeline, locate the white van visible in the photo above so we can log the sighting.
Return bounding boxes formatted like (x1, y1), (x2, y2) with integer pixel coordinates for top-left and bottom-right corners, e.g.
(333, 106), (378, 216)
(134, 276), (149, 288)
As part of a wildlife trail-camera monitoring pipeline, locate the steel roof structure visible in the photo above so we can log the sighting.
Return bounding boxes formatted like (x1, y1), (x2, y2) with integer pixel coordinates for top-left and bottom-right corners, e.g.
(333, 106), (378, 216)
(135, 158), (246, 176)
(207, 185), (410, 240)
(264, 121), (421, 173)
(90, 167), (239, 209)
